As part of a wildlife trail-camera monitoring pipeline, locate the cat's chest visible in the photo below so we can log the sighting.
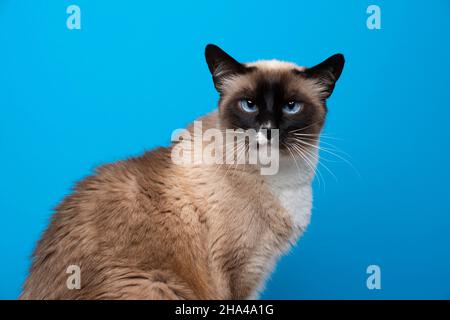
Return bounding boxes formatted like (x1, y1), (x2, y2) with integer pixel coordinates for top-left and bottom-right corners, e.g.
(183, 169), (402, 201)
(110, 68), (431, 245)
(264, 166), (313, 232)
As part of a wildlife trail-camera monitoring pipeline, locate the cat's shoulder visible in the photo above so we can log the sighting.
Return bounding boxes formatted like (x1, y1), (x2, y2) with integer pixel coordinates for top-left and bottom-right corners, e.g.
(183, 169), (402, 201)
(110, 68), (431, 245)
(66, 147), (172, 207)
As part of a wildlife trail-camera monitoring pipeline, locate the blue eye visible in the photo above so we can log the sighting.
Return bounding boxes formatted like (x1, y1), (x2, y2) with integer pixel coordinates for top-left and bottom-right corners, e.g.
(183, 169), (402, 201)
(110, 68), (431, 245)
(282, 101), (303, 114)
(239, 99), (258, 113)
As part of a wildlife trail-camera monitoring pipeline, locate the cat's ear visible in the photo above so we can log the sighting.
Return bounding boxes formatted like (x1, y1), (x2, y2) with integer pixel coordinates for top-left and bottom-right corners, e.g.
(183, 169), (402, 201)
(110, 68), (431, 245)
(205, 44), (246, 92)
(304, 54), (345, 99)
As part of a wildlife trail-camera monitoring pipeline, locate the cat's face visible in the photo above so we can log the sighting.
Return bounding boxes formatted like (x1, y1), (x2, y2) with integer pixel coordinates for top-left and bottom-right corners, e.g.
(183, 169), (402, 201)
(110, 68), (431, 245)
(205, 44), (344, 155)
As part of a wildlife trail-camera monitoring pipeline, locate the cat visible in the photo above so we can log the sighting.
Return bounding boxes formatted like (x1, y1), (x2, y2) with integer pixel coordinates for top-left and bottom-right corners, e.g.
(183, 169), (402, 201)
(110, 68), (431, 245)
(20, 44), (344, 300)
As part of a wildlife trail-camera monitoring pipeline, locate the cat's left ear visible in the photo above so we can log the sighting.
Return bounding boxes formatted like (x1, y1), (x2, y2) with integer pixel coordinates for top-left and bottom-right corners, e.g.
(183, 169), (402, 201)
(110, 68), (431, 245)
(205, 44), (246, 92)
(304, 54), (345, 99)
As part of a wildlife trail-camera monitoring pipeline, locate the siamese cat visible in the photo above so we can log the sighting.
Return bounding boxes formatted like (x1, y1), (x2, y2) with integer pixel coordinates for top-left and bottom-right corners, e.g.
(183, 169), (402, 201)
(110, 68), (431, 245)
(21, 44), (344, 299)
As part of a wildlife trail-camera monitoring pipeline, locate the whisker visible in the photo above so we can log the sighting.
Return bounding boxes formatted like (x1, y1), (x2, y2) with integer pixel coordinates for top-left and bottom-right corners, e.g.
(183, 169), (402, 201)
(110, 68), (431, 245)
(220, 141), (244, 179)
(293, 136), (351, 158)
(288, 120), (324, 133)
(289, 142), (325, 189)
(291, 133), (343, 141)
(293, 138), (361, 178)
(294, 142), (338, 182)
(212, 139), (243, 176)
(281, 141), (308, 187)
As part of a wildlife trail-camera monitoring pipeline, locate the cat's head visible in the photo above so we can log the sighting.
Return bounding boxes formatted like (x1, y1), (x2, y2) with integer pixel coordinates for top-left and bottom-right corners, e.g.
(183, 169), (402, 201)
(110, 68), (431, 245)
(205, 44), (344, 156)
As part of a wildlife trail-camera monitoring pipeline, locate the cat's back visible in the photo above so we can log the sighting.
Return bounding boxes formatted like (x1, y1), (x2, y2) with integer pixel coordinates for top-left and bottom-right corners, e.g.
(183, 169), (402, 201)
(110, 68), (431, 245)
(21, 147), (182, 299)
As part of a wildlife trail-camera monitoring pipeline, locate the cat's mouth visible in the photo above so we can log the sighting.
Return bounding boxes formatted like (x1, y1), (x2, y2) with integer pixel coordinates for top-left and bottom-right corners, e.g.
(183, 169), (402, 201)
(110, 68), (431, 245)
(256, 131), (270, 146)
(255, 128), (279, 147)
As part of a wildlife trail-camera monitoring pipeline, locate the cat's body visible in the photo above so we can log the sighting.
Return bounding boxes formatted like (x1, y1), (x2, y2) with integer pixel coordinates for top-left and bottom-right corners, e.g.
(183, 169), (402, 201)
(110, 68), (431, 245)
(21, 45), (344, 299)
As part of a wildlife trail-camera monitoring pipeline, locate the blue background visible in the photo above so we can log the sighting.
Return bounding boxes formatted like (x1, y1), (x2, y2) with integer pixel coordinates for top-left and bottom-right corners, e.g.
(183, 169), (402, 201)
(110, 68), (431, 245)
(1, 0), (449, 299)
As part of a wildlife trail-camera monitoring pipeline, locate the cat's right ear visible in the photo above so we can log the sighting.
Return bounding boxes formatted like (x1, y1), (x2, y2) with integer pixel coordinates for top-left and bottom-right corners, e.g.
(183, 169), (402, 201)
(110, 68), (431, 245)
(205, 44), (246, 92)
(304, 54), (345, 99)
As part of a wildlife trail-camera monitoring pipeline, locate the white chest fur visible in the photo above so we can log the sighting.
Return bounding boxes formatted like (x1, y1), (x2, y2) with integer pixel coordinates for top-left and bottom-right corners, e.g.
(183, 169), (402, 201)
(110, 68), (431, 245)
(264, 155), (316, 233)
